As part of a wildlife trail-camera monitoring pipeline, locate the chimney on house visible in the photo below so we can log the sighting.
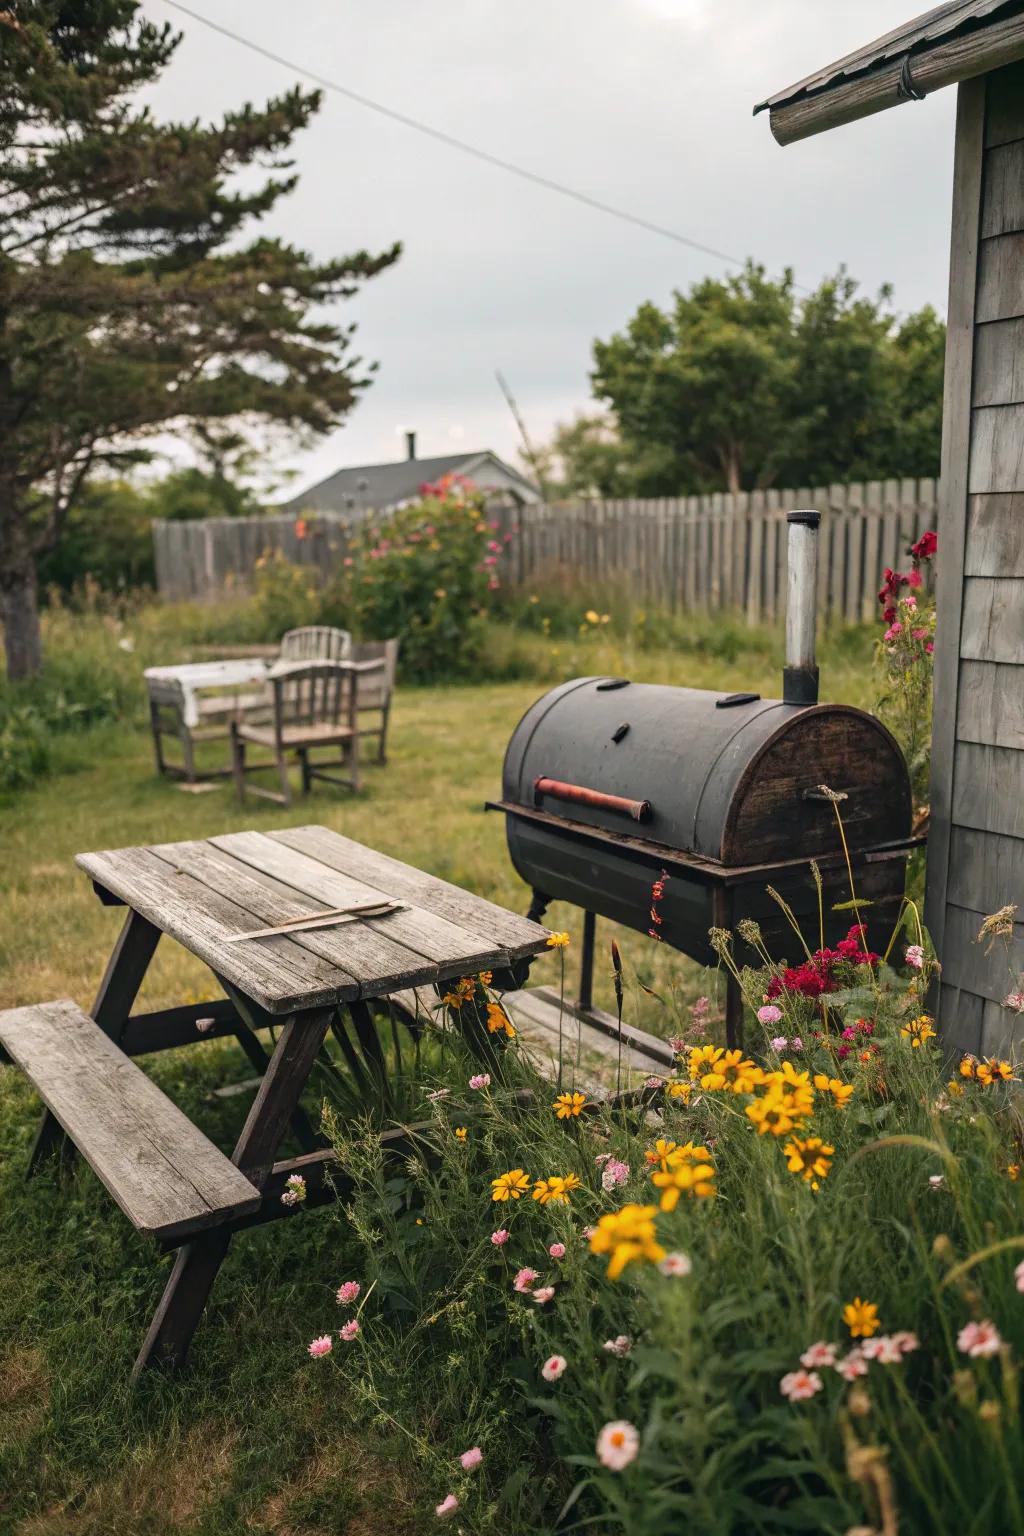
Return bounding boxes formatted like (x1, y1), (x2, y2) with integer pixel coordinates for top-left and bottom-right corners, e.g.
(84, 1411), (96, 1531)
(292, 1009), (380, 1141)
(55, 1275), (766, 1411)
(406, 430), (417, 461)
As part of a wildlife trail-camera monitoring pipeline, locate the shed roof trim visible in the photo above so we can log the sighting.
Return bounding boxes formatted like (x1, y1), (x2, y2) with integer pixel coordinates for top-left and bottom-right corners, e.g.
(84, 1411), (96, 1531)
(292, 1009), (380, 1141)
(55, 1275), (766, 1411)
(754, 0), (1017, 113)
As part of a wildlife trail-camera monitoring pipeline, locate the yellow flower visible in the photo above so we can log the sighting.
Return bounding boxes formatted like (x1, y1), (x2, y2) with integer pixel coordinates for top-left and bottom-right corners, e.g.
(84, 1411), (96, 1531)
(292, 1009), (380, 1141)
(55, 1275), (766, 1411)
(454, 1127), (468, 1142)
(784, 1135), (834, 1189)
(585, 609), (600, 624)
(699, 1048), (760, 1093)
(478, 970), (493, 986)
(441, 976), (476, 1009)
(900, 1015), (937, 1048)
(687, 1044), (723, 1082)
(651, 1158), (716, 1210)
(589, 1203), (665, 1280)
(486, 1001), (515, 1037)
(533, 1172), (582, 1205)
(813, 1073), (855, 1108)
(553, 1091), (588, 1119)
(1008, 1164), (1020, 1181)
(546, 931), (571, 948)
(666, 1080), (692, 1102)
(959, 1057), (976, 1079)
(977, 1058), (1016, 1086)
(746, 1088), (809, 1137)
(947, 1078), (965, 1097)
(777, 1060), (814, 1093)
(491, 1168), (530, 1202)
(842, 1297), (880, 1338)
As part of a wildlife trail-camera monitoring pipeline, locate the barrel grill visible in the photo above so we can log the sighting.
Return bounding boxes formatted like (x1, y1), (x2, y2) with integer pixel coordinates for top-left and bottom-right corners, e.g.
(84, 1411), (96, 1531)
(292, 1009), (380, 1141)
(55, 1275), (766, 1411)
(490, 512), (919, 1044)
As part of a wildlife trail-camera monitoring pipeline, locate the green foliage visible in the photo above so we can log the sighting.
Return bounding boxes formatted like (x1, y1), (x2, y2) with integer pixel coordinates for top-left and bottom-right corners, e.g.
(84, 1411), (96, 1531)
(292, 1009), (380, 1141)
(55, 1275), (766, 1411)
(874, 534), (937, 810)
(322, 479), (500, 683)
(0, 0), (399, 678)
(544, 262), (947, 498)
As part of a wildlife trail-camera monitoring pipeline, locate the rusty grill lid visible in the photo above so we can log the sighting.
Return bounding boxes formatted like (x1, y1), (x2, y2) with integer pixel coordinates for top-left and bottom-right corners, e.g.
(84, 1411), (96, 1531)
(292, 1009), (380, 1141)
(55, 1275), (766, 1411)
(501, 676), (912, 866)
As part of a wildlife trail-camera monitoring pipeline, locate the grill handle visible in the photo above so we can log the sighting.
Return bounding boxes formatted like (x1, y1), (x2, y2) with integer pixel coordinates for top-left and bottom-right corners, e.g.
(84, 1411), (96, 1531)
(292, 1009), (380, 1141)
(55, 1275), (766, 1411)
(533, 776), (652, 823)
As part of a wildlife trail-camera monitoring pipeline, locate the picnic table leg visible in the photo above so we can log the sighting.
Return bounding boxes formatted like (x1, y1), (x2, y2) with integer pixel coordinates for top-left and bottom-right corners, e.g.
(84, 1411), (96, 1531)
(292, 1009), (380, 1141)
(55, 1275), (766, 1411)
(28, 908), (161, 1175)
(132, 1005), (334, 1377)
(215, 978), (323, 1155)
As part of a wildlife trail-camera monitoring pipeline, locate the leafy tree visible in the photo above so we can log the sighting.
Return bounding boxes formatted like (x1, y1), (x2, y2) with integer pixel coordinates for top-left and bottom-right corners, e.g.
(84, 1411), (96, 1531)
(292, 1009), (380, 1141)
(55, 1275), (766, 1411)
(529, 414), (635, 498)
(0, 2), (399, 679)
(574, 262), (944, 499)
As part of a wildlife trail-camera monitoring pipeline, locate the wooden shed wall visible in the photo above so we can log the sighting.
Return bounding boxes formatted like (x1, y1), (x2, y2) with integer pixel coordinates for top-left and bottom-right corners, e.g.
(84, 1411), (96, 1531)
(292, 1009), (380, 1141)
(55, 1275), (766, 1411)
(927, 60), (1024, 1056)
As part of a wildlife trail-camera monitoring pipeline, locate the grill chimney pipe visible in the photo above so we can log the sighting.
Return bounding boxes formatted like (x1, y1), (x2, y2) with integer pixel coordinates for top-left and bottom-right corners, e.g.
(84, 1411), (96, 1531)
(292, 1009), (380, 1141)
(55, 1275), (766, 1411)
(783, 509), (820, 706)
(406, 430), (417, 461)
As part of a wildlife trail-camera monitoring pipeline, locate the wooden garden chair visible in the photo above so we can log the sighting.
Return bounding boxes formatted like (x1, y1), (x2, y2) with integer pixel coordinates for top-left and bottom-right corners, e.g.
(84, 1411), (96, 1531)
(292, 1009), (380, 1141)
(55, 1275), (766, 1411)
(231, 658), (383, 806)
(349, 638), (400, 764)
(278, 625), (352, 663)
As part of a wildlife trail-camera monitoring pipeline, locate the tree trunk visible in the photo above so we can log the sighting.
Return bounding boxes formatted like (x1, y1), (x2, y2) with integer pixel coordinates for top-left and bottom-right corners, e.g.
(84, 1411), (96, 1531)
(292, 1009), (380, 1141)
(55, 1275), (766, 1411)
(1, 557), (43, 681)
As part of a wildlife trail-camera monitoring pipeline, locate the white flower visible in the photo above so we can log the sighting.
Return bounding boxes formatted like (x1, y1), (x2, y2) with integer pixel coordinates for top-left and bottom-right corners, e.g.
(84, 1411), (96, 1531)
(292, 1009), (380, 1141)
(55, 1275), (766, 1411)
(780, 1369), (823, 1401)
(862, 1335), (903, 1364)
(799, 1341), (836, 1369)
(958, 1319), (1002, 1358)
(541, 1354), (567, 1381)
(596, 1419), (639, 1470)
(834, 1351), (868, 1381)
(602, 1335), (632, 1357)
(928, 1173), (945, 1189)
(532, 1285), (555, 1304)
(658, 1251), (692, 1277)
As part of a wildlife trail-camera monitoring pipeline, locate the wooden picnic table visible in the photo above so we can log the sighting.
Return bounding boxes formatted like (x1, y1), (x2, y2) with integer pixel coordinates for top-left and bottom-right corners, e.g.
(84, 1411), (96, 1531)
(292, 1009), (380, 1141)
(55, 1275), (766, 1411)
(3, 825), (550, 1378)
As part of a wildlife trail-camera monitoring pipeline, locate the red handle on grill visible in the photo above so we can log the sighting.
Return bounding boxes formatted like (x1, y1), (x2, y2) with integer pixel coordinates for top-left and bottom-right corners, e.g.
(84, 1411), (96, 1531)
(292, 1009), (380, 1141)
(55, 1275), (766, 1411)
(533, 776), (651, 822)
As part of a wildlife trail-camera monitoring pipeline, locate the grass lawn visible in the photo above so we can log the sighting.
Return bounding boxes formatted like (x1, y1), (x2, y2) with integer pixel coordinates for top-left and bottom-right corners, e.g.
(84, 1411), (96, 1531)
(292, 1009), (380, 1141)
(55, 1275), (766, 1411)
(0, 623), (881, 1535)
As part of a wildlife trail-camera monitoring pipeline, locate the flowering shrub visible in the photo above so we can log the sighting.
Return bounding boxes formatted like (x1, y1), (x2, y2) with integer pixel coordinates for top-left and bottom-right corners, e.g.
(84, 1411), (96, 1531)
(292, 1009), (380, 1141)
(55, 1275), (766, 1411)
(322, 475), (506, 682)
(876, 529), (937, 812)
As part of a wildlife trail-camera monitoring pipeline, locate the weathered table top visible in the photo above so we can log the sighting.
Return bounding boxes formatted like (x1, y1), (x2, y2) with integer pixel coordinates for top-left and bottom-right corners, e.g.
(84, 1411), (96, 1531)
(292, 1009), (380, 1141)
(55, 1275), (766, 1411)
(77, 826), (553, 1014)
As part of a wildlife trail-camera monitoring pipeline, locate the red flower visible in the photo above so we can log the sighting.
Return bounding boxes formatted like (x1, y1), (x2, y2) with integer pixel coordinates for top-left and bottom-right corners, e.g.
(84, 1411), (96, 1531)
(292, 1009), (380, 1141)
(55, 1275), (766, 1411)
(910, 530), (937, 561)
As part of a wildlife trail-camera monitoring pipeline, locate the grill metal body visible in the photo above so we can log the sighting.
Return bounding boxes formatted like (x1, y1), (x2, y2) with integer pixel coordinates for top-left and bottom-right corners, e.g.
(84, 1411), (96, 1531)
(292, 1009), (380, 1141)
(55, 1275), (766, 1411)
(491, 676), (917, 1044)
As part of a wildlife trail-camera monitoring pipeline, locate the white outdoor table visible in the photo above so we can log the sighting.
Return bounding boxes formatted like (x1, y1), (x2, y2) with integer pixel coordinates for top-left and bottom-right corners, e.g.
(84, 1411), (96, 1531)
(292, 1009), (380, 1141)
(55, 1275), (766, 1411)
(145, 659), (272, 781)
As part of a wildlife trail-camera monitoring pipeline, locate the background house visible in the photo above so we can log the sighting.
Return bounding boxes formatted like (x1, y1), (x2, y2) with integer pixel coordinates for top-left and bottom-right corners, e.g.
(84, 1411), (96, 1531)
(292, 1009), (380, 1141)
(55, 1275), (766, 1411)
(279, 433), (540, 520)
(757, 0), (1024, 1057)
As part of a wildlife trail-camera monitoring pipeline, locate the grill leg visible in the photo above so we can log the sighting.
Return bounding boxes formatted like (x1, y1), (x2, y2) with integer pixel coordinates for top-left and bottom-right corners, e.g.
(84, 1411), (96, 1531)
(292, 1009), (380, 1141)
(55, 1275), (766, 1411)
(578, 910), (596, 1014)
(725, 973), (743, 1050)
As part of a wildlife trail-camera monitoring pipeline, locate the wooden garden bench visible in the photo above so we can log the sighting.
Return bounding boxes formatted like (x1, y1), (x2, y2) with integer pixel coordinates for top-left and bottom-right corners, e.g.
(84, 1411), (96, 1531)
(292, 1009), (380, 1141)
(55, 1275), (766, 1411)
(1, 825), (550, 1379)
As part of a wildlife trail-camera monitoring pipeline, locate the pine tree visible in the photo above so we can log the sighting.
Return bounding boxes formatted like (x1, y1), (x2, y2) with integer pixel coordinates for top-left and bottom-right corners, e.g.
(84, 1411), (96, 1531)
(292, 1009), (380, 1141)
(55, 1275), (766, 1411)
(0, 1), (400, 678)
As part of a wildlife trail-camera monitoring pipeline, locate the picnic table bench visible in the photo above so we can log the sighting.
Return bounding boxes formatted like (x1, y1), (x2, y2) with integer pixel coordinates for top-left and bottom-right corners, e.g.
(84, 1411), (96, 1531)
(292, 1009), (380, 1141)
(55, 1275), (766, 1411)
(0, 826), (550, 1377)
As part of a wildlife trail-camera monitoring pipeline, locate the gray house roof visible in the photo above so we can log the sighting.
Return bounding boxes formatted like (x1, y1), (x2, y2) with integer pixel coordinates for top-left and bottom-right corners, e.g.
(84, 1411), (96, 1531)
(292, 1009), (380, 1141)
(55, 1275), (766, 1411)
(755, 0), (1024, 144)
(281, 450), (539, 519)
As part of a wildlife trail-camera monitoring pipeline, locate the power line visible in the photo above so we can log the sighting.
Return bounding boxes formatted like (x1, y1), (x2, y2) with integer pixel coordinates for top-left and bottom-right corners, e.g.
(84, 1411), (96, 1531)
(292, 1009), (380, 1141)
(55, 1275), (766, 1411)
(158, 0), (751, 271)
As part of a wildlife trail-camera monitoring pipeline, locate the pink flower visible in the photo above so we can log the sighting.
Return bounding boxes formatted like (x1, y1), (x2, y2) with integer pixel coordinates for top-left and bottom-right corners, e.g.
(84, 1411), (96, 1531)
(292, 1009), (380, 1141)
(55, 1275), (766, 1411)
(925, 640), (934, 654)
(308, 1335), (333, 1358)
(780, 1369), (823, 1401)
(903, 593), (918, 611)
(513, 1267), (539, 1293)
(581, 1224), (597, 1241)
(835, 1351), (868, 1381)
(336, 1280), (361, 1305)
(491, 1228), (510, 1246)
(800, 1341), (836, 1369)
(541, 1354), (567, 1381)
(907, 567), (923, 589)
(905, 944), (925, 970)
(459, 1446), (483, 1471)
(340, 1319), (360, 1342)
(469, 1072), (491, 1090)
(862, 1335), (903, 1364)
(281, 1173), (307, 1207)
(597, 1420), (640, 1471)
(891, 1331), (920, 1355)
(668, 1036), (688, 1054)
(1004, 991), (1024, 1014)
(488, 540), (501, 552)
(594, 1153), (611, 1165)
(532, 1285), (555, 1304)
(911, 626), (929, 640)
(549, 1242), (566, 1259)
(883, 622), (902, 642)
(658, 1252), (692, 1277)
(488, 576), (500, 591)
(603, 1334), (632, 1356)
(758, 1005), (783, 1026)
(691, 996), (710, 1022)
(435, 1494), (459, 1520)
(643, 1075), (662, 1088)
(958, 1319), (1002, 1358)
(769, 1035), (788, 1052)
(1015, 1259), (1024, 1293)
(601, 1158), (631, 1191)
(791, 1037), (804, 1051)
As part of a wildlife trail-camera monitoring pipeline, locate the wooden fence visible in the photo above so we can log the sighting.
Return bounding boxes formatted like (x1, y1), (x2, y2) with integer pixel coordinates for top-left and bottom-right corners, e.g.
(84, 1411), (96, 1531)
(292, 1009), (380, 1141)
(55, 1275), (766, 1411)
(153, 476), (939, 624)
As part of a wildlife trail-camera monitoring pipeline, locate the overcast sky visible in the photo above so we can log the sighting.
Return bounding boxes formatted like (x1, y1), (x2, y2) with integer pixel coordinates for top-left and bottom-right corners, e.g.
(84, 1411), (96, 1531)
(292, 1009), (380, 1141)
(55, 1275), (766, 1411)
(139, 0), (957, 497)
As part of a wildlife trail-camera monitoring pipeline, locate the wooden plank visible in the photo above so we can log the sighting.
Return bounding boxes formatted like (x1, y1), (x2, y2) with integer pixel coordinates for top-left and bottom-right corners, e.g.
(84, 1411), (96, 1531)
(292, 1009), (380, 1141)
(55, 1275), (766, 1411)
(968, 404), (1024, 491)
(956, 659), (1024, 747)
(844, 481), (864, 624)
(927, 77), (986, 976)
(977, 232), (1024, 322)
(268, 824), (549, 957)
(952, 740), (1024, 839)
(746, 490), (764, 624)
(941, 904), (1024, 1005)
(979, 995), (1024, 1058)
(972, 316), (1024, 405)
(965, 492), (1024, 575)
(203, 831), (513, 977)
(938, 984), (984, 1055)
(77, 845), (356, 1013)
(981, 138), (1024, 239)
(959, 577), (1024, 661)
(0, 999), (260, 1239)
(984, 59), (1024, 149)
(947, 825), (1024, 912)
(862, 481), (883, 621)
